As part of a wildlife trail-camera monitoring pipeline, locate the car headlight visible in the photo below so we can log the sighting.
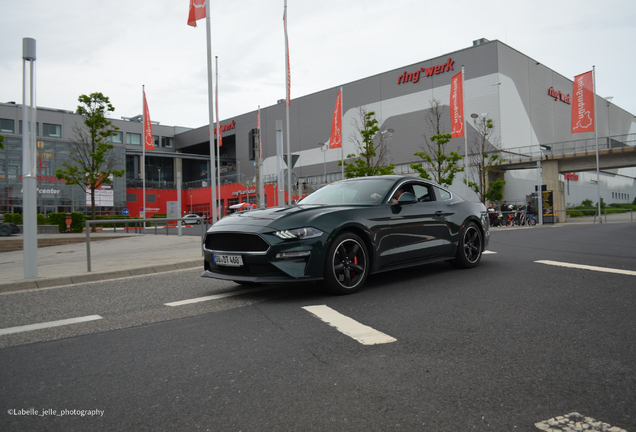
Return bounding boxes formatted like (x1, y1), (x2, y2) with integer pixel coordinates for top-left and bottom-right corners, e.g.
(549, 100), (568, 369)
(274, 227), (324, 240)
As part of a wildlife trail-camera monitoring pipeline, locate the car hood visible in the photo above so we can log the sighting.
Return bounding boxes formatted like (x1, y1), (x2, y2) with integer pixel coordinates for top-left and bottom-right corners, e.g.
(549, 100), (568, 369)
(212, 204), (363, 230)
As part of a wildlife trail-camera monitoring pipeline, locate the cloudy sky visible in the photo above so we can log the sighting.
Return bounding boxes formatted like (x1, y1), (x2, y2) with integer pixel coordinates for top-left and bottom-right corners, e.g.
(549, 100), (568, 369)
(1, 0), (634, 129)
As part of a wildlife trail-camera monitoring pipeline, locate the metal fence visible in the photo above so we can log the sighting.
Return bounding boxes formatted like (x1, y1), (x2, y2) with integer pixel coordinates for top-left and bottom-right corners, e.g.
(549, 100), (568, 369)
(84, 217), (206, 272)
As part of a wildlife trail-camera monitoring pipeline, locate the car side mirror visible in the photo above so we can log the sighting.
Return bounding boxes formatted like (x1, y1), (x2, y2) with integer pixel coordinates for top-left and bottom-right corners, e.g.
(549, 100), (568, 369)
(396, 192), (417, 204)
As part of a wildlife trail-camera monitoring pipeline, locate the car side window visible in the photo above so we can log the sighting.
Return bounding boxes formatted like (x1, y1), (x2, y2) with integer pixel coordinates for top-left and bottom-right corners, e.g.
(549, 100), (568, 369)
(435, 187), (452, 201)
(412, 184), (434, 202)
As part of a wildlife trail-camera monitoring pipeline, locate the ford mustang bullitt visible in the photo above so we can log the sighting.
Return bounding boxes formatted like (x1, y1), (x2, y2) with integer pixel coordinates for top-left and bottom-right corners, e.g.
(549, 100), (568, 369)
(201, 175), (489, 294)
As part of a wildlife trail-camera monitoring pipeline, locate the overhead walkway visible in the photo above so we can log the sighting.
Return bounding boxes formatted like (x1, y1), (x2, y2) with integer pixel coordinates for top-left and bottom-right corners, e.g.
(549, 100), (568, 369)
(492, 134), (636, 222)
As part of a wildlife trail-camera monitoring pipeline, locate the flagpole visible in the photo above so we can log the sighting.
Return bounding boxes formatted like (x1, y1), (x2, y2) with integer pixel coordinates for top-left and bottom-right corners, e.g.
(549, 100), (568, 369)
(258, 106), (264, 208)
(284, 0), (292, 204)
(215, 56), (222, 219)
(593, 65), (601, 223)
(142, 85), (146, 220)
(205, 0), (217, 223)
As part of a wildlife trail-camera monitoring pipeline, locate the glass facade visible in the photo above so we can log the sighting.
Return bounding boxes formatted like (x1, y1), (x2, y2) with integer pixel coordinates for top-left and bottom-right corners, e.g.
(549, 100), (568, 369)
(0, 135), (127, 215)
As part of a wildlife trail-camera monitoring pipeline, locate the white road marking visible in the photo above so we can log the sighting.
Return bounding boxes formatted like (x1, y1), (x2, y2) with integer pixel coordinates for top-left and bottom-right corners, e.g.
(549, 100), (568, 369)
(536, 260), (636, 276)
(302, 305), (397, 345)
(165, 287), (269, 307)
(535, 412), (627, 431)
(0, 315), (103, 336)
(483, 250), (497, 254)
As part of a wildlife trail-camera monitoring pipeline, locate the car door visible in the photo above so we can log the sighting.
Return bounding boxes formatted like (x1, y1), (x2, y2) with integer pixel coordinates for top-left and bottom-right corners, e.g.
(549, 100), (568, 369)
(386, 182), (451, 265)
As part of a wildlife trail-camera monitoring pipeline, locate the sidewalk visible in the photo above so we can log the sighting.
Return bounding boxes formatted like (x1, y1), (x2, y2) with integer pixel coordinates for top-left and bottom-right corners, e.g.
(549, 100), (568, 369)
(0, 232), (204, 293)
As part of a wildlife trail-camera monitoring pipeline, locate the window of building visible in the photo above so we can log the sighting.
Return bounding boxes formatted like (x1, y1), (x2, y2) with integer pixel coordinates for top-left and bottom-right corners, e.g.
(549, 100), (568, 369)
(126, 133), (141, 145)
(108, 131), (123, 143)
(146, 194), (156, 203)
(42, 123), (61, 138)
(126, 193), (137, 202)
(161, 137), (173, 148)
(18, 121), (39, 135)
(153, 135), (159, 147)
(0, 119), (15, 133)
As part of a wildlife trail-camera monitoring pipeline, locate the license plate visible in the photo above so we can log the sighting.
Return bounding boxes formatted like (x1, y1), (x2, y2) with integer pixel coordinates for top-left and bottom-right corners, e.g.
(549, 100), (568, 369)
(213, 254), (244, 267)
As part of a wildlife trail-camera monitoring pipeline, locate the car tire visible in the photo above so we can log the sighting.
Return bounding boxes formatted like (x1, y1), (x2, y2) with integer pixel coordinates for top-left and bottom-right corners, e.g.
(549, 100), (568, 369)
(181, 221), (186, 226)
(451, 222), (483, 269)
(0, 224), (12, 237)
(323, 232), (369, 295)
(196, 220), (201, 224)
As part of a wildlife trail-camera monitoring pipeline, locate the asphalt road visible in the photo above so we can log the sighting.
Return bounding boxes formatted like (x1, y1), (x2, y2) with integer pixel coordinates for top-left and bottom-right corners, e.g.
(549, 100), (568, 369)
(0, 223), (634, 431)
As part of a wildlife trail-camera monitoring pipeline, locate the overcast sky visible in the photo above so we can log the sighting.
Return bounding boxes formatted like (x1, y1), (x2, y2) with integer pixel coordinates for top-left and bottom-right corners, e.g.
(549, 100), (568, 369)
(1, 0), (635, 130)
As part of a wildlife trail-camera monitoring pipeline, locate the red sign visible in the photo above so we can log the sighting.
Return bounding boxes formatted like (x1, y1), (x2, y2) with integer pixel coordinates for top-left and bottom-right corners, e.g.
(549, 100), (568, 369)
(398, 58), (454, 85)
(213, 120), (236, 135)
(548, 87), (571, 104)
(564, 173), (579, 181)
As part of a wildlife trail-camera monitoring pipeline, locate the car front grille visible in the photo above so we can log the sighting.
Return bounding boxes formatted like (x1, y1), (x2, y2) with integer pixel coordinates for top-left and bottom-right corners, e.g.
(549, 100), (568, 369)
(205, 232), (269, 253)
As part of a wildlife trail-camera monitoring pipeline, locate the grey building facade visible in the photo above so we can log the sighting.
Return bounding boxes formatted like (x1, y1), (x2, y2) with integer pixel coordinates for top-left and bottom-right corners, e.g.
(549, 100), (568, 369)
(2, 39), (635, 216)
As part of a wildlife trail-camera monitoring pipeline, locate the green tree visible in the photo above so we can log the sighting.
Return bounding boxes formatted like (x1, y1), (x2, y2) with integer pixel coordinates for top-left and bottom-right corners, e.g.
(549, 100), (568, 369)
(410, 100), (463, 187)
(0, 134), (5, 149)
(463, 116), (506, 204)
(55, 93), (124, 231)
(340, 107), (395, 178)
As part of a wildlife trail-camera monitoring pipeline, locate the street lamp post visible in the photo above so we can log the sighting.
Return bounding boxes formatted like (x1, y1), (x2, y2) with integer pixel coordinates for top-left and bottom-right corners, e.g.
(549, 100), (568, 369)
(318, 142), (328, 181)
(605, 96), (613, 149)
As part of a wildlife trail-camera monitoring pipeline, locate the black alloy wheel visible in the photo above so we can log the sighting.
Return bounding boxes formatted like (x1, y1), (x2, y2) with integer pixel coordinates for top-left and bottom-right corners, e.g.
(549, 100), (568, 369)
(451, 222), (483, 269)
(323, 232), (369, 295)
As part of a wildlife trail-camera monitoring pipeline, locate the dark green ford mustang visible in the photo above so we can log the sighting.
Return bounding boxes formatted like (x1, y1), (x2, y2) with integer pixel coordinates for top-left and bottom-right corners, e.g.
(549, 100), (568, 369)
(202, 175), (489, 294)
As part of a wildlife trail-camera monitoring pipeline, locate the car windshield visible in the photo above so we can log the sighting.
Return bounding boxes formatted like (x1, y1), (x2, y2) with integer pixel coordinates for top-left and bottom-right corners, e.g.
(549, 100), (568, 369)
(299, 178), (395, 205)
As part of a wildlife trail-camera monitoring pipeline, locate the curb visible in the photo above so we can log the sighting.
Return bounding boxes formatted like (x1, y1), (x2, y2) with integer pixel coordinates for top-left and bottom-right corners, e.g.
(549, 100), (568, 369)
(0, 260), (203, 294)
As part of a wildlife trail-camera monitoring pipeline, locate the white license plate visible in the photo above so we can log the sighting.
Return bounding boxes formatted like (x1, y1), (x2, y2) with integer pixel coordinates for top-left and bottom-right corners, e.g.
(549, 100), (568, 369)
(213, 254), (244, 267)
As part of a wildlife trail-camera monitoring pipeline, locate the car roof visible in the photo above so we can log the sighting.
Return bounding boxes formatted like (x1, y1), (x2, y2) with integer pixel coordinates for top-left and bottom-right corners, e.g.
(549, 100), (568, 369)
(341, 175), (439, 187)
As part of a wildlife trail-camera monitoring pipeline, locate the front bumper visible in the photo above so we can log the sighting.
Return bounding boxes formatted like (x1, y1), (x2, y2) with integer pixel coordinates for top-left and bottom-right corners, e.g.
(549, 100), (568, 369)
(201, 229), (327, 284)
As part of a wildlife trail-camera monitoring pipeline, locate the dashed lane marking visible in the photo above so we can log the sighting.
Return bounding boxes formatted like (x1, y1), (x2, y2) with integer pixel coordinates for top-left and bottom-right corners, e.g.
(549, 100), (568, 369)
(302, 305), (397, 345)
(536, 260), (636, 276)
(0, 315), (103, 336)
(483, 251), (496, 254)
(164, 287), (270, 307)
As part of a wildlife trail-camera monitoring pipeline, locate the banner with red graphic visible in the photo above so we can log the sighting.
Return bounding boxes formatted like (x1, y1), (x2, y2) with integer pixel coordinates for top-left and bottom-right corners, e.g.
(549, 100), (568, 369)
(187, 0), (206, 27)
(329, 91), (342, 149)
(450, 71), (464, 138)
(143, 92), (154, 151)
(571, 70), (595, 133)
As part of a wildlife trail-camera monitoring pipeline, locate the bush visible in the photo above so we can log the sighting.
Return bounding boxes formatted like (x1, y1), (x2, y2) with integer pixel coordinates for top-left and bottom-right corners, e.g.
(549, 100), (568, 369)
(580, 199), (594, 207)
(3, 213), (22, 225)
(48, 212), (85, 233)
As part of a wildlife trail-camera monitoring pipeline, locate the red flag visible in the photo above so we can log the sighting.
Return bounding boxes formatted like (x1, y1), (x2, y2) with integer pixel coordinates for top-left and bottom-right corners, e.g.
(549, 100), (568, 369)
(143, 92), (154, 151)
(283, 6), (291, 106)
(329, 91), (342, 149)
(187, 0), (206, 27)
(571, 70), (595, 133)
(450, 71), (464, 138)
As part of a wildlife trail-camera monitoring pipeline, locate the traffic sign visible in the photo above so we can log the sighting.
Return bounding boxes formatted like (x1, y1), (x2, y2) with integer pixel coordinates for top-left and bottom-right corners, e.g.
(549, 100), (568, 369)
(122, 208), (130, 216)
